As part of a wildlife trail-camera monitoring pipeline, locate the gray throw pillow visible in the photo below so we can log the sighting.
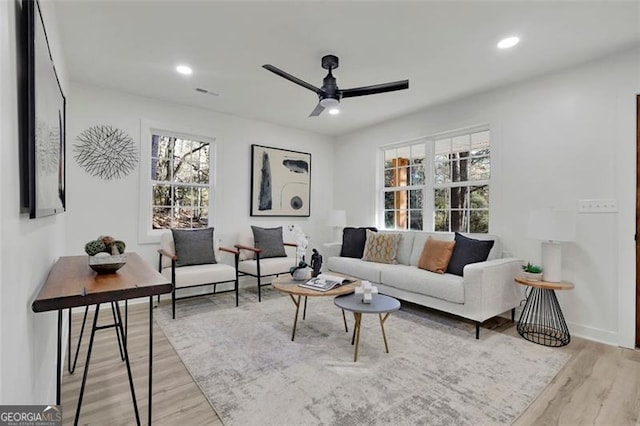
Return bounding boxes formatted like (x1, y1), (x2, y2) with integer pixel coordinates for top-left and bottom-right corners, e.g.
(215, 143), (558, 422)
(251, 226), (286, 259)
(171, 228), (217, 267)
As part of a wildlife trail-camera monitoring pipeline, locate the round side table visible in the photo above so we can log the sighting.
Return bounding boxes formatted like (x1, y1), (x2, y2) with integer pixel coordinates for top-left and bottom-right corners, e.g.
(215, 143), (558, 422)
(514, 277), (574, 347)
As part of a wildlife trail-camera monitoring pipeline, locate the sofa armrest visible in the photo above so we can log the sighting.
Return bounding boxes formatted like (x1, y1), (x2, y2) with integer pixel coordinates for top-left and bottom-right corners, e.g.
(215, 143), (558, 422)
(462, 258), (524, 323)
(321, 242), (342, 259)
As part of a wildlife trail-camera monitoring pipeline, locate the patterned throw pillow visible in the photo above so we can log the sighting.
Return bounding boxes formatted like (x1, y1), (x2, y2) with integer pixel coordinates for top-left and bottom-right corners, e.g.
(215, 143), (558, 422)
(418, 236), (456, 274)
(361, 230), (401, 264)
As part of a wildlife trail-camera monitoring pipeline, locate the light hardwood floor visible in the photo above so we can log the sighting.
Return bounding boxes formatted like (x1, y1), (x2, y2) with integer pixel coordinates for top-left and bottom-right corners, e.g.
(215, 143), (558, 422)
(61, 290), (640, 425)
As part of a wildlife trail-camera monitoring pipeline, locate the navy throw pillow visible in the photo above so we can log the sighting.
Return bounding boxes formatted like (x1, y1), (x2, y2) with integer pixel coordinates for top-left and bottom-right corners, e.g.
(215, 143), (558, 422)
(446, 232), (494, 276)
(340, 227), (377, 258)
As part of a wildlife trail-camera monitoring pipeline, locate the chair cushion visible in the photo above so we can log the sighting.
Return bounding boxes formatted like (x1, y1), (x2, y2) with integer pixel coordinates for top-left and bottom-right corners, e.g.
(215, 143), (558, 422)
(340, 227), (377, 258)
(362, 230), (401, 264)
(162, 263), (236, 288)
(238, 257), (296, 276)
(251, 226), (286, 259)
(446, 232), (495, 276)
(327, 256), (394, 283)
(171, 228), (217, 267)
(418, 237), (456, 274)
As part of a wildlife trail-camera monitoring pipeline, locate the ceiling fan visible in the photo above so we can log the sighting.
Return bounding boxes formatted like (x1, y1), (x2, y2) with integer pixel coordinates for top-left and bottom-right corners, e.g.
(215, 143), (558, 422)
(262, 54), (409, 117)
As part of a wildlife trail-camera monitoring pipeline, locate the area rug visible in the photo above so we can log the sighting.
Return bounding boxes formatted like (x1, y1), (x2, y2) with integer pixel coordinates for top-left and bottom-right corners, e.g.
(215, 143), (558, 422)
(154, 291), (570, 425)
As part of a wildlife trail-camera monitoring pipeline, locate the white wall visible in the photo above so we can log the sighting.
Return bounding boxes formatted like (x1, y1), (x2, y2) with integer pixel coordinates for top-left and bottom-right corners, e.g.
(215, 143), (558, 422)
(66, 83), (335, 271)
(334, 48), (640, 348)
(1, 0), (69, 404)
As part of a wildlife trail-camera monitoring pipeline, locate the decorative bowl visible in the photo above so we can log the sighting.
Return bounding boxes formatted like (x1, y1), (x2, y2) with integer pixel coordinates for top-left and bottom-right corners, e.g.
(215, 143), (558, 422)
(89, 254), (127, 274)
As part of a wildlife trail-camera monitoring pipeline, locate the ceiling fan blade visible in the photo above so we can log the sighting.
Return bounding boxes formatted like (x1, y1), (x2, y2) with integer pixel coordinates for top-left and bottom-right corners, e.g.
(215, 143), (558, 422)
(262, 64), (321, 94)
(309, 103), (325, 117)
(341, 80), (409, 98)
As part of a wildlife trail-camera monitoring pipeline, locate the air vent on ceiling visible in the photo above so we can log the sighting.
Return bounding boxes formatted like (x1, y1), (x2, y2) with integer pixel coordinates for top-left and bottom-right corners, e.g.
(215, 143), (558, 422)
(195, 87), (219, 96)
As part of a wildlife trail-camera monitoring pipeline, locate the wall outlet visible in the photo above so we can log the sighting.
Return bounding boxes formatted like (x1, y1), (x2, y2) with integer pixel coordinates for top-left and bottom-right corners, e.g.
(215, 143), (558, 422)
(578, 199), (618, 213)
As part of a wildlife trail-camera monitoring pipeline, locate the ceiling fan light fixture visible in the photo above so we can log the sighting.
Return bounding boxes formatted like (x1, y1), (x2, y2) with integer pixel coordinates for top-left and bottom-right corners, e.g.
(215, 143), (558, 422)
(319, 97), (340, 109)
(328, 108), (340, 115)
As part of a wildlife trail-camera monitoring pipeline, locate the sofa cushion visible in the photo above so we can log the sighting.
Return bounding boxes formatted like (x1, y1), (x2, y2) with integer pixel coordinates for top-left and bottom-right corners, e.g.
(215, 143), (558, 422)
(171, 228), (217, 267)
(381, 265), (464, 304)
(340, 227), (377, 258)
(327, 256), (394, 283)
(251, 226), (287, 259)
(362, 230), (401, 264)
(446, 232), (495, 276)
(418, 237), (456, 274)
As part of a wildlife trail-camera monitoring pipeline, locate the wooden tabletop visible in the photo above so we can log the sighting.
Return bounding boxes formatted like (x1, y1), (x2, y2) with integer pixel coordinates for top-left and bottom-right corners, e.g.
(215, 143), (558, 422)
(32, 253), (173, 312)
(514, 276), (575, 291)
(272, 274), (358, 297)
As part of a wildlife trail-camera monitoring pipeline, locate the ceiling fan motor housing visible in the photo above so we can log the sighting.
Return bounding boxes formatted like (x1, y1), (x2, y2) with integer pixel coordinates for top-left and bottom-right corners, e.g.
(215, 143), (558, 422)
(321, 54), (339, 70)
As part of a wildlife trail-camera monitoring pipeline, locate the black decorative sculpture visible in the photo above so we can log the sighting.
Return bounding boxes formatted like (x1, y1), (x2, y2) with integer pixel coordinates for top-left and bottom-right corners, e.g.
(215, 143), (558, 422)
(311, 248), (322, 277)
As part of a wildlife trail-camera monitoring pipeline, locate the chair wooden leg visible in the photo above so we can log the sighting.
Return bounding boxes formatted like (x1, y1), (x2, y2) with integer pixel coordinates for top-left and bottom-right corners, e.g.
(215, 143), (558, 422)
(475, 322), (480, 339)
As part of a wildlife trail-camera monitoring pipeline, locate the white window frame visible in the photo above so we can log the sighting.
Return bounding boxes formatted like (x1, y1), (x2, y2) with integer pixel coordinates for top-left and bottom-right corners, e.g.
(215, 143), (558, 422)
(138, 120), (216, 244)
(379, 124), (490, 233)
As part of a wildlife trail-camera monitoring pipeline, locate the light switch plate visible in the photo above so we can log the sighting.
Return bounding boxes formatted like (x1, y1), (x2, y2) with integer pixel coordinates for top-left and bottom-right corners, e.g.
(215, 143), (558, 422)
(578, 199), (618, 213)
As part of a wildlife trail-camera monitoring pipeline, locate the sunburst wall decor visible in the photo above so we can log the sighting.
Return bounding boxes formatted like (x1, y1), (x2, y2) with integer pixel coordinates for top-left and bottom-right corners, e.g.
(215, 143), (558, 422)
(74, 125), (138, 180)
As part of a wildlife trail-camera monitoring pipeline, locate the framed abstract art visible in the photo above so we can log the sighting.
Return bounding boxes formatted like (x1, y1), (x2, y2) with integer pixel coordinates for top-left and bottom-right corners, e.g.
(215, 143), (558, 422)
(250, 145), (311, 217)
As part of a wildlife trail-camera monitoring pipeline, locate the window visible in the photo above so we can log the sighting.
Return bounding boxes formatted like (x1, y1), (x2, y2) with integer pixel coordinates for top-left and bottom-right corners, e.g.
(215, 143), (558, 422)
(381, 128), (490, 233)
(151, 134), (211, 229)
(138, 122), (215, 243)
(383, 143), (425, 230)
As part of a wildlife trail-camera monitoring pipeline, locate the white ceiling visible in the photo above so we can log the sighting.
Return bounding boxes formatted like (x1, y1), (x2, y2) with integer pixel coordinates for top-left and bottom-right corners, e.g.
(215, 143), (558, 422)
(53, 1), (640, 137)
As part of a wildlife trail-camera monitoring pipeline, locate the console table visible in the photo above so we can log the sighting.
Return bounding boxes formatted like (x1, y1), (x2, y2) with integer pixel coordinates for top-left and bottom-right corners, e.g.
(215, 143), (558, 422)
(32, 253), (172, 425)
(514, 277), (574, 347)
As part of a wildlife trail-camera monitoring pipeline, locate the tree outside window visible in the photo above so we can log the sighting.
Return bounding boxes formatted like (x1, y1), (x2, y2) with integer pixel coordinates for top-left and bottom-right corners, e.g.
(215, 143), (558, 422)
(382, 128), (490, 233)
(150, 134), (211, 229)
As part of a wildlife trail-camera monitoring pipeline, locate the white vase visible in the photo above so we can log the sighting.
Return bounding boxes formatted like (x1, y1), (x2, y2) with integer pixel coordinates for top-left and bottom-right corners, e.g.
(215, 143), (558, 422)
(292, 267), (310, 281)
(522, 271), (543, 281)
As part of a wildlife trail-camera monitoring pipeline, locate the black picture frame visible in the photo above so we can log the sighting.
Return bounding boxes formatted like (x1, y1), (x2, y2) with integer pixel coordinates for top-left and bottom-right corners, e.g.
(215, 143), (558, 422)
(250, 145), (311, 217)
(21, 0), (66, 218)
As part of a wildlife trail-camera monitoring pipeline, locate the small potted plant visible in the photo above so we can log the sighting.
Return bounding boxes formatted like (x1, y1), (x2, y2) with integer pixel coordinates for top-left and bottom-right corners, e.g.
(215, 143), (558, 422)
(522, 263), (543, 281)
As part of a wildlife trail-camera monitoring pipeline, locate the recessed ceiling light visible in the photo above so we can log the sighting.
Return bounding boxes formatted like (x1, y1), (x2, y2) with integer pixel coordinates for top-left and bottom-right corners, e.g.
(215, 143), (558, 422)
(497, 36), (520, 49)
(176, 65), (193, 75)
(328, 108), (340, 115)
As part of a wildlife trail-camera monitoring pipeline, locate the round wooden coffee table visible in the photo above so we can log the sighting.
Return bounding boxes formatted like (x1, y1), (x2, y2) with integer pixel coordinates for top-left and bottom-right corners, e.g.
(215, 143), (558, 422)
(272, 274), (358, 341)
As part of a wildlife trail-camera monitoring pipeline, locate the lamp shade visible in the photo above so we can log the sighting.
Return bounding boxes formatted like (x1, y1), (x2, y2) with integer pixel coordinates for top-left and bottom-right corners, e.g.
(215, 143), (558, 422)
(527, 208), (576, 242)
(328, 210), (346, 227)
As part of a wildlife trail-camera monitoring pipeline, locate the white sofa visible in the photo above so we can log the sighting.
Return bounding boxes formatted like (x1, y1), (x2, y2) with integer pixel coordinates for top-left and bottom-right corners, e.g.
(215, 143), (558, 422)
(323, 231), (523, 338)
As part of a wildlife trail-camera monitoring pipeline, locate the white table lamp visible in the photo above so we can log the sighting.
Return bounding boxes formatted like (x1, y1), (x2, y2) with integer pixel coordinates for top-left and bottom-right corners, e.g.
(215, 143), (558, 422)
(328, 210), (346, 242)
(527, 208), (576, 282)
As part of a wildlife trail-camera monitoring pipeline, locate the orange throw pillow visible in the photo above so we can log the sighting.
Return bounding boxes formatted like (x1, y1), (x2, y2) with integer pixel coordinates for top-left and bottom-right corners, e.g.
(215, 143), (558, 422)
(418, 237), (456, 274)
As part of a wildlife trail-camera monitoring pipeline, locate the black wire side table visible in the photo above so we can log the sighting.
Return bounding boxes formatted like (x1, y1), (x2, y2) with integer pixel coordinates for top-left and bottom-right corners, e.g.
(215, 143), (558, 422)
(514, 277), (574, 347)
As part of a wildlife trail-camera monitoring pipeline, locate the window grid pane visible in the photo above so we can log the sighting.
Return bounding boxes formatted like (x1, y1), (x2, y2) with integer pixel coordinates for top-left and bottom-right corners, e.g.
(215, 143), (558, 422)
(151, 134), (211, 230)
(381, 130), (489, 233)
